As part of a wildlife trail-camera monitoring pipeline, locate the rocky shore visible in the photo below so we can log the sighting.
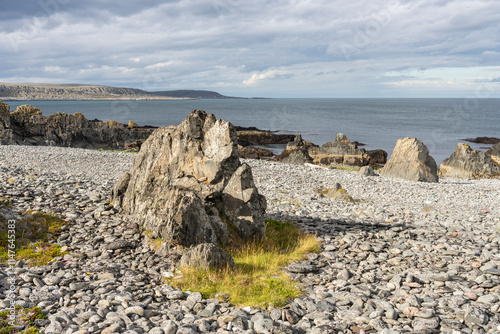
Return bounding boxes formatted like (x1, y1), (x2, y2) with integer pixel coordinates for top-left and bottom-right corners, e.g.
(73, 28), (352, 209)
(0, 145), (499, 334)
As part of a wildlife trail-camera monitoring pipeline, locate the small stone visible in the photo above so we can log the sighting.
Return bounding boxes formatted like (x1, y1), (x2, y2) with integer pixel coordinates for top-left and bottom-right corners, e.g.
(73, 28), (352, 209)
(337, 269), (350, 281)
(125, 306), (145, 317)
(464, 292), (477, 300)
(476, 294), (499, 304)
(412, 317), (440, 331)
(464, 306), (488, 325)
(254, 318), (274, 332)
(166, 290), (185, 300)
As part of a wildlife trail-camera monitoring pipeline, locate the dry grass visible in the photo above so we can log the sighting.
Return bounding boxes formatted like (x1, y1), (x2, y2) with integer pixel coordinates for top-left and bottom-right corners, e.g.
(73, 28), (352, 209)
(167, 219), (320, 307)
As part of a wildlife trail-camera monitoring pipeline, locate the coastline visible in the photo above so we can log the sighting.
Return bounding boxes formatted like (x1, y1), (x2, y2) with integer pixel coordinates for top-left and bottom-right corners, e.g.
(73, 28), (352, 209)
(0, 145), (499, 333)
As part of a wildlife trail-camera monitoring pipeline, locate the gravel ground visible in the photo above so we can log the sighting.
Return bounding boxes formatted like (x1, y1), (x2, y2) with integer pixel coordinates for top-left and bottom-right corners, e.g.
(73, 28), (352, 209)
(0, 145), (499, 334)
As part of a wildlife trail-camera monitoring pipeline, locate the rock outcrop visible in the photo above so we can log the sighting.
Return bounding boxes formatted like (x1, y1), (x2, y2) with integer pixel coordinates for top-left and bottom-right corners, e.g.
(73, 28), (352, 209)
(381, 137), (439, 182)
(0, 101), (155, 150)
(439, 143), (500, 179)
(112, 110), (266, 248)
(279, 133), (387, 167)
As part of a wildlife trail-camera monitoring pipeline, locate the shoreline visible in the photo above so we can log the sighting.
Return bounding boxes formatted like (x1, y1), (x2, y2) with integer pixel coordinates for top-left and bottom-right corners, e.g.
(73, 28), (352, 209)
(0, 145), (499, 333)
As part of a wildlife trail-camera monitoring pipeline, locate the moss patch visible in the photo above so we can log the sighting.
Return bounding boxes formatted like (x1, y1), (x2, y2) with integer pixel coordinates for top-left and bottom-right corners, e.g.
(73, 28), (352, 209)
(0, 306), (47, 333)
(0, 211), (68, 266)
(167, 219), (321, 308)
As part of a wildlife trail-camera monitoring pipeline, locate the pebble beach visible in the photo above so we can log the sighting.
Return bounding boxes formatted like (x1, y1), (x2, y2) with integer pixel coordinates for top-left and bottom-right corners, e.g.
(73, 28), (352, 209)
(1, 145), (499, 334)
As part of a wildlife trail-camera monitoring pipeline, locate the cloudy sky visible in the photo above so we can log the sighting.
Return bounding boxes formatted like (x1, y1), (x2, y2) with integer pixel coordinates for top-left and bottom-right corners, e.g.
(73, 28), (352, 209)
(1, 0), (499, 98)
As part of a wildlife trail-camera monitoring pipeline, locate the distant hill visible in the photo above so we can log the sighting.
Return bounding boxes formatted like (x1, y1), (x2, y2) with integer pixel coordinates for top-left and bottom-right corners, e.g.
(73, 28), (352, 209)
(150, 90), (239, 99)
(0, 83), (237, 100)
(0, 83), (175, 100)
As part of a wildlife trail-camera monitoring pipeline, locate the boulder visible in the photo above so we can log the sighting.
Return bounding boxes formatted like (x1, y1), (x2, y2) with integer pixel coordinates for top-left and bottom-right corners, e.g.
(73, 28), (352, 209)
(364, 149), (388, 166)
(112, 110), (266, 248)
(180, 243), (235, 270)
(282, 149), (313, 165)
(381, 138), (438, 182)
(358, 166), (377, 176)
(439, 143), (500, 179)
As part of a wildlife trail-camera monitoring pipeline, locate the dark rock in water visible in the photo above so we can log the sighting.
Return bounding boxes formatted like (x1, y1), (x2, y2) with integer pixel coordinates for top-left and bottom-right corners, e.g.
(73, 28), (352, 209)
(381, 137), (438, 182)
(112, 110), (266, 248)
(180, 243), (235, 270)
(235, 126), (295, 147)
(282, 149), (313, 165)
(462, 136), (500, 144)
(238, 145), (274, 159)
(0, 101), (154, 150)
(439, 143), (500, 179)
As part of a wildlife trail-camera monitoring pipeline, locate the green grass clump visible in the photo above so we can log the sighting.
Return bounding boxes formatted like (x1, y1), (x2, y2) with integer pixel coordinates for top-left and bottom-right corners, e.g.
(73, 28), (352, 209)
(0, 212), (68, 266)
(0, 306), (47, 333)
(168, 219), (320, 308)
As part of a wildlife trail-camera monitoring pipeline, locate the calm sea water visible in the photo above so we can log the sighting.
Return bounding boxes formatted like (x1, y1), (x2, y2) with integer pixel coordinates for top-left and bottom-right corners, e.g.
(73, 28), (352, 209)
(6, 98), (500, 164)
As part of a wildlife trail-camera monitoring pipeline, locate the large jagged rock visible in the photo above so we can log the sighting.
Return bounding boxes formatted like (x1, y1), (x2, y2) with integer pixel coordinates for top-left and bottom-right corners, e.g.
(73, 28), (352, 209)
(0, 101), (154, 150)
(381, 137), (439, 182)
(112, 110), (266, 248)
(439, 143), (500, 179)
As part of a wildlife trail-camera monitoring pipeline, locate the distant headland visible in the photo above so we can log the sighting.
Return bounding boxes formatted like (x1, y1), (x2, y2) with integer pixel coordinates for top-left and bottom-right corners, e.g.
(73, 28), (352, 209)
(0, 82), (240, 101)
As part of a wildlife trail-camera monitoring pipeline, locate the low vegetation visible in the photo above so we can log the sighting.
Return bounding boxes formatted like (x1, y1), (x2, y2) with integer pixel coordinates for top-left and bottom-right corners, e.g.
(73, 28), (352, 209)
(0, 306), (47, 334)
(168, 219), (321, 307)
(0, 211), (67, 266)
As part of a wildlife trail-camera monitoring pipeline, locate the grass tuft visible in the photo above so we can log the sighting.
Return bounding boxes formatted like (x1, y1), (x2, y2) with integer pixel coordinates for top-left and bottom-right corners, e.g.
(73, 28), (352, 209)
(167, 219), (320, 308)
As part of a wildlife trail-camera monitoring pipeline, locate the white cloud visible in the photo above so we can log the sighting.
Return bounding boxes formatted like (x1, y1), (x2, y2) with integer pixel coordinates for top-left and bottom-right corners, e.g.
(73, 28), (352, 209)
(1, 0), (500, 97)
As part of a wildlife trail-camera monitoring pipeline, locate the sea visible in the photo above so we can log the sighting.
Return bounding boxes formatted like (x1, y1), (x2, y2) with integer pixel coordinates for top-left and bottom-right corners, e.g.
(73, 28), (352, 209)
(5, 98), (500, 165)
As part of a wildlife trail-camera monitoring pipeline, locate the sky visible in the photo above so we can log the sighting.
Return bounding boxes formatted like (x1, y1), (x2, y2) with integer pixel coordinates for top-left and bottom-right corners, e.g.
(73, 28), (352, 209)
(0, 0), (500, 98)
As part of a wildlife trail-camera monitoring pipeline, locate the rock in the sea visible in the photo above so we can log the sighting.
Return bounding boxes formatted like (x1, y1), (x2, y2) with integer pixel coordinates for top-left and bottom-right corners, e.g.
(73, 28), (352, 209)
(237, 145), (274, 159)
(180, 243), (236, 270)
(440, 143), (500, 179)
(308, 133), (368, 166)
(0, 101), (154, 150)
(381, 137), (438, 182)
(113, 110), (266, 247)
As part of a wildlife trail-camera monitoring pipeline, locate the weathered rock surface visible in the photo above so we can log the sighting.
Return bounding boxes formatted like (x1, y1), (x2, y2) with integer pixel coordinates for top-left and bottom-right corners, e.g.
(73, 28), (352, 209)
(180, 243), (236, 270)
(381, 137), (439, 182)
(113, 110), (266, 247)
(440, 143), (500, 179)
(487, 142), (500, 165)
(0, 101), (154, 150)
